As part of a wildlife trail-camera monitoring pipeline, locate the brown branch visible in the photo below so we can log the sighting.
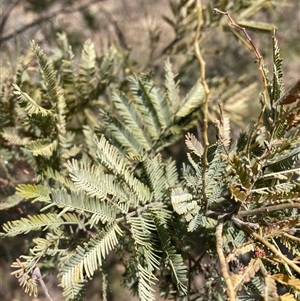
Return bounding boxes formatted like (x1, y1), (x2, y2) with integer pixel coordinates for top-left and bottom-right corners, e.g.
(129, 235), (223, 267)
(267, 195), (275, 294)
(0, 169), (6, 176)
(231, 216), (260, 230)
(213, 8), (268, 125)
(215, 220), (236, 301)
(194, 0), (210, 211)
(32, 267), (54, 301)
(237, 202), (300, 218)
(244, 226), (300, 274)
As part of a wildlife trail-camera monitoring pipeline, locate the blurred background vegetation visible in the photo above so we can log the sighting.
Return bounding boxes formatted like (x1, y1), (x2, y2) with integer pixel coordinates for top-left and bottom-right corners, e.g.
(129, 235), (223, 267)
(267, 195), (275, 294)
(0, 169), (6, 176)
(0, 0), (299, 300)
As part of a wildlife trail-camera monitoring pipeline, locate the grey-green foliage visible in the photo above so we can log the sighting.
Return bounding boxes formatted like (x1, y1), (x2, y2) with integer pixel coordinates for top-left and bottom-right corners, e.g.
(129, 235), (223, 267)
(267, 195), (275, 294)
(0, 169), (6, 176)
(0, 34), (204, 300)
(1, 26), (300, 301)
(170, 32), (300, 300)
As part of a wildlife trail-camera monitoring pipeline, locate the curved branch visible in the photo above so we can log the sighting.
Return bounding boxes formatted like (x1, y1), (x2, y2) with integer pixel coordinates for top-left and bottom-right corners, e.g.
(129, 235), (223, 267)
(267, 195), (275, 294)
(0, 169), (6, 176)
(194, 0), (210, 211)
(237, 202), (300, 218)
(215, 220), (236, 301)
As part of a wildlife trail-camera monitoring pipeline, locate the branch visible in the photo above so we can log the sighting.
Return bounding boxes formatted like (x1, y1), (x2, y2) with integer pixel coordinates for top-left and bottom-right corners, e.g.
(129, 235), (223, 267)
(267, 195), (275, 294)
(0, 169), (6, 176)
(237, 202), (300, 218)
(231, 216), (260, 230)
(244, 226), (300, 274)
(194, 0), (210, 211)
(32, 267), (54, 301)
(213, 8), (268, 125)
(215, 220), (236, 301)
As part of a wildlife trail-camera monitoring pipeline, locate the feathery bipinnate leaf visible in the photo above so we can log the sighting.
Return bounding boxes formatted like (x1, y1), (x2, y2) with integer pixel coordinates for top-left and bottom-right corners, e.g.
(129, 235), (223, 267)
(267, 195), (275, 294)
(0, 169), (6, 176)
(128, 215), (160, 301)
(164, 58), (180, 113)
(62, 282), (86, 301)
(1, 213), (80, 237)
(152, 212), (188, 294)
(16, 273), (38, 298)
(51, 188), (118, 225)
(78, 39), (97, 100)
(99, 46), (117, 80)
(175, 79), (204, 118)
(31, 40), (61, 104)
(13, 84), (52, 117)
(270, 30), (284, 105)
(101, 60), (205, 157)
(59, 224), (122, 289)
(61, 50), (77, 104)
(130, 73), (171, 139)
(0, 194), (24, 210)
(16, 184), (51, 203)
(100, 108), (145, 157)
(32, 38), (72, 156)
(95, 136), (152, 204)
(1, 127), (30, 145)
(65, 159), (109, 200)
(26, 138), (58, 157)
(144, 154), (179, 200)
(112, 90), (153, 151)
(265, 144), (300, 172)
(44, 167), (77, 191)
(264, 275), (279, 301)
(185, 132), (204, 157)
(214, 103), (231, 148)
(31, 41), (59, 99)
(171, 187), (196, 217)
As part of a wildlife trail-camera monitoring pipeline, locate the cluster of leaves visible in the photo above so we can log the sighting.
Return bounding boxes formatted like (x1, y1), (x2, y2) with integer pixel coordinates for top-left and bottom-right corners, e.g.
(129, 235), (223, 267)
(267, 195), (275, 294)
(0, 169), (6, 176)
(1, 2), (300, 301)
(0, 31), (205, 300)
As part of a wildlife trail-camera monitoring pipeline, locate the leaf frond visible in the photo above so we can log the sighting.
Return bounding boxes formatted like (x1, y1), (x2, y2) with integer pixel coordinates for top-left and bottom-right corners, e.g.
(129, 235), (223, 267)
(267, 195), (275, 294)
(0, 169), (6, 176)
(13, 84), (52, 117)
(60, 224), (121, 289)
(1, 213), (80, 236)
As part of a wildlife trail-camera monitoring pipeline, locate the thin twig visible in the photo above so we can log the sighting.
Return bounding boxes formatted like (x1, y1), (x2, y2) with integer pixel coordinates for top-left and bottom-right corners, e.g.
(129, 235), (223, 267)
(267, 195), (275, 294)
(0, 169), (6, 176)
(237, 202), (300, 218)
(194, 0), (210, 211)
(231, 216), (260, 230)
(215, 220), (236, 301)
(282, 232), (300, 243)
(32, 267), (54, 301)
(213, 8), (268, 126)
(243, 226), (300, 274)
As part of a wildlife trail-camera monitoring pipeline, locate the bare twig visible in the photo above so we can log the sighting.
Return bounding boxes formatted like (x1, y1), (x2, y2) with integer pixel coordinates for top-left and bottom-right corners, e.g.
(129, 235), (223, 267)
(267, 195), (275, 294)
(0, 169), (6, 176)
(282, 232), (300, 243)
(231, 216), (260, 230)
(32, 267), (54, 301)
(237, 202), (300, 218)
(243, 226), (300, 274)
(194, 0), (210, 211)
(213, 8), (268, 125)
(215, 220), (236, 301)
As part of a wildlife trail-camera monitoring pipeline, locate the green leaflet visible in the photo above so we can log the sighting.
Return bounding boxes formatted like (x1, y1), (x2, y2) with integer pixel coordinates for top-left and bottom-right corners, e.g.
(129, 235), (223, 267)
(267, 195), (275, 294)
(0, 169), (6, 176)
(101, 60), (205, 157)
(1, 213), (80, 236)
(31, 40), (61, 104)
(59, 224), (122, 290)
(78, 39), (97, 100)
(13, 84), (52, 117)
(95, 136), (152, 204)
(175, 80), (204, 118)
